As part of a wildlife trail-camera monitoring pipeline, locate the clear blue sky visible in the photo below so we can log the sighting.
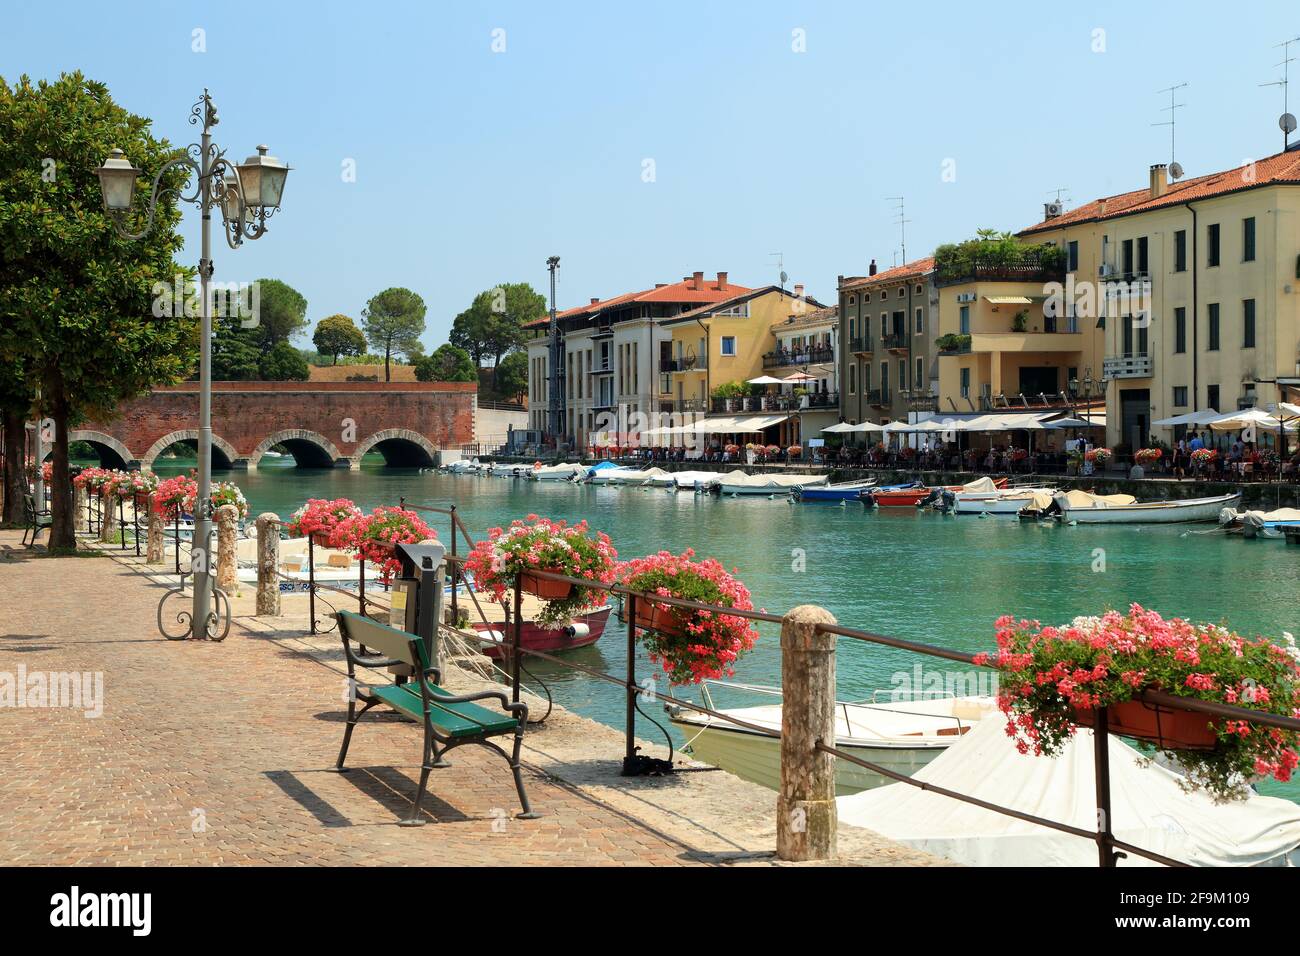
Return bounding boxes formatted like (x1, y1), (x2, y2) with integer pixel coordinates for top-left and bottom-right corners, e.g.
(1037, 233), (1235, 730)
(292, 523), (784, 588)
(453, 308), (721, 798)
(4, 1), (1299, 353)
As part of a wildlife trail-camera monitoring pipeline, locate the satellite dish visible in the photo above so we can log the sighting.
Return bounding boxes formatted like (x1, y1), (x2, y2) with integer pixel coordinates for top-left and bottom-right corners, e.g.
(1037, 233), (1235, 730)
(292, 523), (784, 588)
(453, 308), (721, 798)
(1169, 161), (1184, 180)
(780, 270), (789, 285)
(1281, 112), (1298, 135)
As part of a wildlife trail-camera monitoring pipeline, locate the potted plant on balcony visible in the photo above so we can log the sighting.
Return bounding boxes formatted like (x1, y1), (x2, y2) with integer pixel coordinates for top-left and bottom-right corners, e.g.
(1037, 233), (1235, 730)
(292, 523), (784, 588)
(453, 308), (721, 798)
(152, 474), (198, 520)
(934, 333), (972, 353)
(334, 505), (436, 582)
(463, 514), (618, 628)
(617, 548), (760, 684)
(287, 498), (363, 548)
(1012, 310), (1029, 333)
(975, 605), (1300, 801)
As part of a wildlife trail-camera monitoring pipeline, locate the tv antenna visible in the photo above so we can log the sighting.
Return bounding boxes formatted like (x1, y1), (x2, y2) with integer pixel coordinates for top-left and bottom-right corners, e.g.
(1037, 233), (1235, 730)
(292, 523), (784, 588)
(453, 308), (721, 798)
(769, 252), (787, 288)
(1046, 187), (1071, 204)
(1261, 35), (1300, 150)
(1152, 83), (1188, 178)
(886, 196), (910, 265)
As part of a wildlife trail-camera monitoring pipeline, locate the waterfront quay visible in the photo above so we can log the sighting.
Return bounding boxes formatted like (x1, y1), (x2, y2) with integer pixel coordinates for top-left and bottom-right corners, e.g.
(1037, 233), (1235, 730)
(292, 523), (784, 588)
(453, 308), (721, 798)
(0, 529), (939, 867)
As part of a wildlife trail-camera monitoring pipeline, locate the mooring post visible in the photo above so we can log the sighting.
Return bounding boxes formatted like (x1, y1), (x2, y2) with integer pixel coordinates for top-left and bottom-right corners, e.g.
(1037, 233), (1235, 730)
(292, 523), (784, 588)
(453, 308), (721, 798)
(777, 604), (838, 862)
(99, 491), (117, 544)
(215, 504), (239, 594)
(74, 484), (88, 533)
(146, 494), (164, 564)
(255, 513), (281, 617)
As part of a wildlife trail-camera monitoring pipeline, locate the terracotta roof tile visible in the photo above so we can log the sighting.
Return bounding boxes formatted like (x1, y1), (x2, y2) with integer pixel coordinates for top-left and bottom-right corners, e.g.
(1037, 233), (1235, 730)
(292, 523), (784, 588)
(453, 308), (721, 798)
(839, 257), (935, 292)
(523, 276), (753, 329)
(1018, 149), (1300, 235)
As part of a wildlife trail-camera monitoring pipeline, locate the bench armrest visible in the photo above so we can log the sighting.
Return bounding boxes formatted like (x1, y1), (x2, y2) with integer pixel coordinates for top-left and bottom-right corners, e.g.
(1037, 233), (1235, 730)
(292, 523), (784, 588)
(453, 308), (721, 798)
(416, 674), (529, 724)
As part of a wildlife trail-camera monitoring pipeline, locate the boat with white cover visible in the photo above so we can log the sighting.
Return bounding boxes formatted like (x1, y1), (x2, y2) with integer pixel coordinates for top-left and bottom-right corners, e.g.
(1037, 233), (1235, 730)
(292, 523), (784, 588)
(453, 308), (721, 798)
(667, 684), (997, 795)
(793, 478), (878, 502)
(530, 462), (587, 481)
(1026, 489), (1242, 523)
(1219, 506), (1300, 538)
(838, 717), (1300, 866)
(601, 467), (673, 486)
(716, 471), (829, 496)
(944, 485), (1059, 515)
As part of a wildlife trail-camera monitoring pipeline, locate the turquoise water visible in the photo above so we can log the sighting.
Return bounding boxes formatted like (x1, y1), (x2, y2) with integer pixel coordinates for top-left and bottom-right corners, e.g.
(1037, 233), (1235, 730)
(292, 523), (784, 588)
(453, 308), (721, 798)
(154, 458), (1300, 799)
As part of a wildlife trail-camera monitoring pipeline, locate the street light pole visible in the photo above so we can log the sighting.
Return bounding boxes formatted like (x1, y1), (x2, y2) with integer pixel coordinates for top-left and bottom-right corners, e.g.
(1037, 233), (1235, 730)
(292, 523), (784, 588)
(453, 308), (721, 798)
(97, 90), (289, 640)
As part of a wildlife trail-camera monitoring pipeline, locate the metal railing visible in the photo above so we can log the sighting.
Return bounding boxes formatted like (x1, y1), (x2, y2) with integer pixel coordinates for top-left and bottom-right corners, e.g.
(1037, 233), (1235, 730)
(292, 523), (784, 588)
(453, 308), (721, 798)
(763, 346), (834, 368)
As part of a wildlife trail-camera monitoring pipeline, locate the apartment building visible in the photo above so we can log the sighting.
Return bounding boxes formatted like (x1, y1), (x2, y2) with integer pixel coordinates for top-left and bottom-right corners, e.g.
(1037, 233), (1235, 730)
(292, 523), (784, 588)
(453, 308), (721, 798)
(1018, 148), (1300, 449)
(838, 258), (938, 425)
(524, 271), (750, 448)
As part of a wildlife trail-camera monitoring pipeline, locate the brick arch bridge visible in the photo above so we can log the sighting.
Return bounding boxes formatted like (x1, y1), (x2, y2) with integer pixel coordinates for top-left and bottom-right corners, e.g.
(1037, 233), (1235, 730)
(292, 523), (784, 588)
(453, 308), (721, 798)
(74, 381), (476, 471)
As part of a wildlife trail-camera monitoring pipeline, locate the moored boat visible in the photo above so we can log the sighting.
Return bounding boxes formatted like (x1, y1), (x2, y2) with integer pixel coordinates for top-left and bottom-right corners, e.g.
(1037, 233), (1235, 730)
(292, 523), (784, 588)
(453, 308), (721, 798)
(530, 462), (587, 481)
(1024, 489), (1243, 523)
(1219, 506), (1300, 538)
(792, 478), (878, 501)
(717, 472), (829, 496)
(943, 485), (1059, 515)
(469, 604), (612, 658)
(868, 476), (1005, 508)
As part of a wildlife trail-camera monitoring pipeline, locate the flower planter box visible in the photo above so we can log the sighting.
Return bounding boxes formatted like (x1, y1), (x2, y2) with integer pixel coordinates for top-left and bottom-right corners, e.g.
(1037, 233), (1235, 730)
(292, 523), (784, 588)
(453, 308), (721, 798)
(1072, 699), (1218, 750)
(633, 600), (685, 639)
(518, 570), (574, 600)
(312, 532), (334, 548)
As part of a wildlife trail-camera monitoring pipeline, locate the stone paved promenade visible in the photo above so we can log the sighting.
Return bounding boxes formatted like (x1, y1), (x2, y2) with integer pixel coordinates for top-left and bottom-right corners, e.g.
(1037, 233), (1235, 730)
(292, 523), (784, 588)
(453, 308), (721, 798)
(0, 530), (939, 867)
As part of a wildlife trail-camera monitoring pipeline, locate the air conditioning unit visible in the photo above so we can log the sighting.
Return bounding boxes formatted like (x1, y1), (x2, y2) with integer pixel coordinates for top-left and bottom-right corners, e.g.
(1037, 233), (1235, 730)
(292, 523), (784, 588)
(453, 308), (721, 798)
(1044, 201), (1064, 218)
(956, 292), (977, 303)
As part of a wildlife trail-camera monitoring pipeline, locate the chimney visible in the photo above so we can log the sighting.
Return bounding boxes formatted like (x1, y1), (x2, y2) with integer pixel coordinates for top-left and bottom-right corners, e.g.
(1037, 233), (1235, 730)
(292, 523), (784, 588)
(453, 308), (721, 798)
(590, 297), (600, 305)
(716, 271), (728, 290)
(655, 283), (667, 288)
(793, 283), (805, 299)
(868, 259), (878, 276)
(1149, 163), (1168, 199)
(693, 270), (704, 290)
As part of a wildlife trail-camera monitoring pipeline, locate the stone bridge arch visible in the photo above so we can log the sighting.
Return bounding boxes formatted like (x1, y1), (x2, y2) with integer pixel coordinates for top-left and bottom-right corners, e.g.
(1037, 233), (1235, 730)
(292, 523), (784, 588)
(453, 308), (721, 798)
(249, 429), (344, 469)
(49, 430), (135, 470)
(141, 429), (238, 472)
(351, 428), (438, 469)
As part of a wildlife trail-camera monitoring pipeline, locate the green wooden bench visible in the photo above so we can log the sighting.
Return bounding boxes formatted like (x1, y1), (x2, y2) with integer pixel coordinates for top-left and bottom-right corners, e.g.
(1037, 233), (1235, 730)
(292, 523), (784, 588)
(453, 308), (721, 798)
(22, 493), (52, 548)
(334, 610), (537, 825)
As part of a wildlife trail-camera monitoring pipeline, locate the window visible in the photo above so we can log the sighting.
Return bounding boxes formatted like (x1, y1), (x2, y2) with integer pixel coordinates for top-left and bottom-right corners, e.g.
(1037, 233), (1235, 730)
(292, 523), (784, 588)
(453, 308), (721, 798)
(1067, 240), (1079, 272)
(880, 313), (887, 338)
(864, 316), (871, 341)
(1121, 238), (1134, 275)
(1207, 223), (1220, 267)
(1174, 307), (1186, 353)
(1243, 217), (1256, 262)
(880, 362), (889, 399)
(897, 288), (905, 298)
(1243, 298), (1256, 348)
(915, 357), (924, 390)
(720, 336), (736, 356)
(864, 293), (871, 303)
(959, 305), (970, 334)
(1207, 303), (1220, 351)
(849, 318), (856, 340)
(848, 295), (855, 305)
(1173, 386), (1188, 408)
(960, 367), (970, 399)
(915, 307), (924, 334)
(1173, 230), (1187, 272)
(1207, 384), (1220, 411)
(898, 358), (908, 392)
(915, 284), (924, 295)
(1137, 236), (1149, 274)
(848, 363), (856, 394)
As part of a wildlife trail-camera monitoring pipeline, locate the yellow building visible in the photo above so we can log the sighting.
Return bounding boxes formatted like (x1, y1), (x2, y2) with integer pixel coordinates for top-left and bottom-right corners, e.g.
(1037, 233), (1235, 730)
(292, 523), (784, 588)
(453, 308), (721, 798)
(1018, 152), (1300, 449)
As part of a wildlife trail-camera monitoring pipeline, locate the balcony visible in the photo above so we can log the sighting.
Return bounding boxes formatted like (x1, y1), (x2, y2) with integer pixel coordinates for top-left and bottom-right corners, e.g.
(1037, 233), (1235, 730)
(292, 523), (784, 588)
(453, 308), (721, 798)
(867, 389), (891, 407)
(671, 398), (708, 413)
(709, 392), (840, 414)
(660, 355), (706, 373)
(1102, 353), (1154, 380)
(762, 345), (835, 369)
(934, 252), (1066, 287)
(591, 325), (614, 339)
(908, 393), (939, 412)
(882, 332), (908, 353)
(850, 337), (873, 355)
(591, 358), (613, 375)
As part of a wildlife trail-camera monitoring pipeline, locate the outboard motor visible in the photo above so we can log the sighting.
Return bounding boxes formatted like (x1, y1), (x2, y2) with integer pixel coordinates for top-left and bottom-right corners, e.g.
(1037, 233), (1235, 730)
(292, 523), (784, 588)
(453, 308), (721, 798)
(918, 487), (943, 509)
(937, 489), (957, 513)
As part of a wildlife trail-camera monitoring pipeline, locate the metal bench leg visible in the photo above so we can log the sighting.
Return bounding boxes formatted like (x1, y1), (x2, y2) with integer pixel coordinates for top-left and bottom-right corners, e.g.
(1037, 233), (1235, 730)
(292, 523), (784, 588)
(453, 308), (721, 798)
(400, 731), (435, 827)
(509, 729), (539, 819)
(333, 698), (375, 772)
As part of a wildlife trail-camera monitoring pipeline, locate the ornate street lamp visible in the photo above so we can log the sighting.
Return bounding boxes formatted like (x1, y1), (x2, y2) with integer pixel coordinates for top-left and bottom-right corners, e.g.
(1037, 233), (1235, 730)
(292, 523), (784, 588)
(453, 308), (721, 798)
(96, 90), (288, 640)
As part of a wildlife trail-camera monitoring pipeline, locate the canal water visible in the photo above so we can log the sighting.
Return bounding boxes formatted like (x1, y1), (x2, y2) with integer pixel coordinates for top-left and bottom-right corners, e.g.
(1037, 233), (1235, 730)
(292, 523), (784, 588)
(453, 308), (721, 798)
(154, 457), (1300, 800)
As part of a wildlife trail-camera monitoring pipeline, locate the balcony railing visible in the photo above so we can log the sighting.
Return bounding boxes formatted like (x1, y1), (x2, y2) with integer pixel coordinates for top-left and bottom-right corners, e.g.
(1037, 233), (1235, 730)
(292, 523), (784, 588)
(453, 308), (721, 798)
(867, 389), (891, 407)
(849, 337), (872, 354)
(671, 398), (707, 413)
(882, 332), (908, 352)
(660, 356), (706, 373)
(710, 392), (840, 414)
(762, 346), (835, 369)
(1102, 353), (1154, 380)
(934, 253), (1066, 287)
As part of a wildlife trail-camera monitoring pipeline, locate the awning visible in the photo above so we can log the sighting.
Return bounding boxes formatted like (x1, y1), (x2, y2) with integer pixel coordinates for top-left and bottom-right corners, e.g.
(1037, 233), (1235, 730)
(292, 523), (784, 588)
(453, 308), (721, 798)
(821, 422), (857, 433)
(651, 415), (787, 435)
(984, 295), (1035, 304)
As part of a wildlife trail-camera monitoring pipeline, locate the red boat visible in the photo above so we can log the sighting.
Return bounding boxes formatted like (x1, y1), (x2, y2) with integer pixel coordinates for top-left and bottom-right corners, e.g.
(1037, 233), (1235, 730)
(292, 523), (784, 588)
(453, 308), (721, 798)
(472, 604), (613, 658)
(870, 477), (1008, 508)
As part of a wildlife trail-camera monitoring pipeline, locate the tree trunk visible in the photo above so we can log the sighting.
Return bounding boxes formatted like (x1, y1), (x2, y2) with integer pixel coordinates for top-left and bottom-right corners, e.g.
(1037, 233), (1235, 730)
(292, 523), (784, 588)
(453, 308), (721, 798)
(46, 378), (76, 551)
(1, 409), (26, 525)
(384, 344), (392, 382)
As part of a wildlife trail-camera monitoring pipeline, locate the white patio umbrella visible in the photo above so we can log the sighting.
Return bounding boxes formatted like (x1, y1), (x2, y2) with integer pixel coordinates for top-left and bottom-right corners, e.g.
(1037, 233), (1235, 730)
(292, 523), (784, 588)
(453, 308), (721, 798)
(850, 420), (886, 432)
(782, 371), (817, 383)
(746, 375), (785, 385)
(1206, 408), (1291, 432)
(821, 422), (857, 433)
(1153, 409), (1220, 427)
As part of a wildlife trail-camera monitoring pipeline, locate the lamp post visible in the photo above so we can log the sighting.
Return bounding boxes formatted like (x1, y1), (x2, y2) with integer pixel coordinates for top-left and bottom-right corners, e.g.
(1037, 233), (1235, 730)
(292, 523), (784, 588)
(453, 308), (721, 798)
(96, 90), (288, 639)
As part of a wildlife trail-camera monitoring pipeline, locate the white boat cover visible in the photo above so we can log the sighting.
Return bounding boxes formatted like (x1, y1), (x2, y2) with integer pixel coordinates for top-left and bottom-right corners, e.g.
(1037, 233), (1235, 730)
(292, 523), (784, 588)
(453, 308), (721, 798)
(960, 476), (998, 493)
(605, 467), (672, 484)
(838, 717), (1300, 867)
(720, 472), (829, 489)
(1234, 508), (1300, 529)
(1060, 489), (1138, 508)
(533, 463), (585, 478)
(668, 470), (725, 488)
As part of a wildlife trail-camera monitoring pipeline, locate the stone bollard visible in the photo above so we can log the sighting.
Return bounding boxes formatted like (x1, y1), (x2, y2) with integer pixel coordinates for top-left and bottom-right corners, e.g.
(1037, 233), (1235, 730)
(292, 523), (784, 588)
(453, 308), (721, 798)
(146, 496), (165, 564)
(777, 604), (838, 862)
(215, 504), (239, 594)
(74, 485), (88, 533)
(255, 513), (281, 617)
(98, 492), (117, 544)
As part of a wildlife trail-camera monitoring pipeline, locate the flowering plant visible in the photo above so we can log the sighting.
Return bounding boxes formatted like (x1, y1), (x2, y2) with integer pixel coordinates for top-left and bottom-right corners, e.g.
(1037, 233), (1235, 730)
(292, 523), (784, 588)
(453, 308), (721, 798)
(40, 461), (53, 484)
(764, 444), (780, 455)
(336, 506), (435, 581)
(286, 498), (362, 546)
(72, 467), (107, 490)
(724, 444), (740, 455)
(1084, 447), (1112, 464)
(617, 549), (760, 685)
(153, 474), (198, 518)
(1134, 447), (1164, 465)
(462, 514), (617, 629)
(210, 481), (248, 519)
(899, 446), (916, 459)
(1012, 448), (1029, 462)
(1191, 447), (1218, 465)
(786, 445), (803, 458)
(975, 605), (1300, 801)
(111, 472), (157, 499)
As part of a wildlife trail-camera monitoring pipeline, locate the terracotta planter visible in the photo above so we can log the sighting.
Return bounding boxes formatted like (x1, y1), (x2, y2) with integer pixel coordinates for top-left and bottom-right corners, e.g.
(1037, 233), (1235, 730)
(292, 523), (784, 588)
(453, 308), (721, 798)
(633, 600), (686, 639)
(519, 570), (574, 600)
(1073, 699), (1219, 750)
(312, 532), (334, 548)
(134, 493), (151, 508)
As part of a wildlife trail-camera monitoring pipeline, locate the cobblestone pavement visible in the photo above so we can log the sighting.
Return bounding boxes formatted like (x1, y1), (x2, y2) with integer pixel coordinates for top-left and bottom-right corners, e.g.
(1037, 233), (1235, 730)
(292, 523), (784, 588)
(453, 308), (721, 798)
(0, 531), (941, 866)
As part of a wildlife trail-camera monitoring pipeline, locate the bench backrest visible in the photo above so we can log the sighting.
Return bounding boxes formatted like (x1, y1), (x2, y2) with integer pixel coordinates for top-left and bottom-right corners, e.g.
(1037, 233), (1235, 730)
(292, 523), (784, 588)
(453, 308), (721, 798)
(337, 611), (428, 670)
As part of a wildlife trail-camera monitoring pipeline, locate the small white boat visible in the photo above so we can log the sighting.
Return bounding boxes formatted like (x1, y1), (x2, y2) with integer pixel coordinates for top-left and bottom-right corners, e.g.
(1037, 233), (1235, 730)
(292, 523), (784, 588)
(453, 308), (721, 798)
(1219, 506), (1300, 538)
(603, 467), (673, 486)
(1042, 489), (1242, 524)
(667, 470), (727, 491)
(488, 462), (534, 478)
(444, 458), (482, 474)
(717, 471), (829, 496)
(946, 486), (1058, 515)
(530, 462), (587, 481)
(668, 685), (997, 795)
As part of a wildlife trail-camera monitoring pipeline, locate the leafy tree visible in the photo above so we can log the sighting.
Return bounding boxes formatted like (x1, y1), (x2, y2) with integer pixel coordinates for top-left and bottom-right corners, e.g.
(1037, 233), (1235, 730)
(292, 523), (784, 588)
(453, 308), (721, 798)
(258, 341), (310, 381)
(253, 278), (308, 345)
(0, 72), (198, 549)
(414, 344), (476, 382)
(211, 318), (263, 380)
(495, 350), (528, 403)
(361, 287), (426, 381)
(312, 313), (366, 365)
(449, 283), (546, 383)
(0, 360), (34, 525)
